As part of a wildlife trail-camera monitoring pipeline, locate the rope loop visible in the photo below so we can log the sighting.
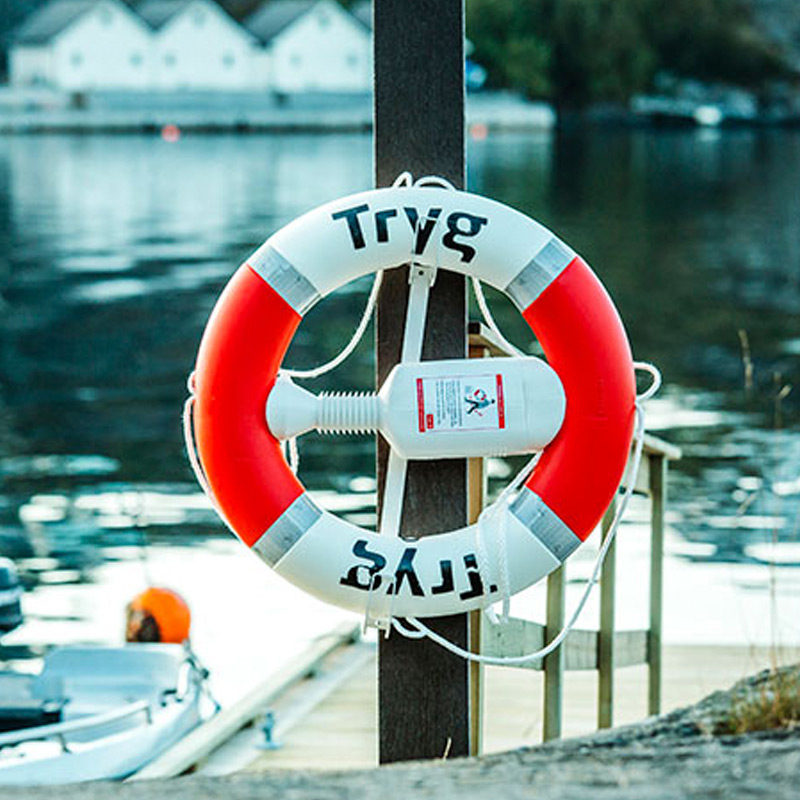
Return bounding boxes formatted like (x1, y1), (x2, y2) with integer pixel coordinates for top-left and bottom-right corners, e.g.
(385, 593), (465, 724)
(412, 175), (457, 191)
(634, 361), (662, 402)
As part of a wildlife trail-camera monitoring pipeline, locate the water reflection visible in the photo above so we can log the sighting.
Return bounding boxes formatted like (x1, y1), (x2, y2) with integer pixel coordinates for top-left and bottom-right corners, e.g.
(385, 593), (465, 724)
(0, 129), (798, 604)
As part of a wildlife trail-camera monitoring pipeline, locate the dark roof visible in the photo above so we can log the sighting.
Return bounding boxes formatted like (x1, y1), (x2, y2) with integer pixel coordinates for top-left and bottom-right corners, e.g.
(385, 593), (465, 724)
(244, 0), (316, 43)
(136, 0), (194, 29)
(13, 0), (101, 44)
(349, 0), (370, 30)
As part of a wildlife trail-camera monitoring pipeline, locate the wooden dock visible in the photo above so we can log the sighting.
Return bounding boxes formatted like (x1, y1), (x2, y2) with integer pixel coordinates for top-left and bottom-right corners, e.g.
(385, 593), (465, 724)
(137, 636), (796, 777)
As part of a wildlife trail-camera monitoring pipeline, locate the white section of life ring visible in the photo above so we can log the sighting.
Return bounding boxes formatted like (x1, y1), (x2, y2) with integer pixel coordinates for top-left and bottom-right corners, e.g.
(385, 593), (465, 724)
(249, 187), (568, 310)
(256, 497), (561, 620)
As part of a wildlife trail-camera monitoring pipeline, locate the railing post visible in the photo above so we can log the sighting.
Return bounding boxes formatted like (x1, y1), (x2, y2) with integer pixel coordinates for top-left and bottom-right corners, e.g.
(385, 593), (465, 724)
(648, 454), (666, 716)
(468, 456), (485, 756)
(598, 497), (618, 729)
(543, 566), (565, 741)
(467, 336), (490, 756)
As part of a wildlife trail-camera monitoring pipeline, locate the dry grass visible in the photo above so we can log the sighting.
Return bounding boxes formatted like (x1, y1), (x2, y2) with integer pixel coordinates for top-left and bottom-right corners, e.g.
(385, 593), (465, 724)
(717, 667), (800, 735)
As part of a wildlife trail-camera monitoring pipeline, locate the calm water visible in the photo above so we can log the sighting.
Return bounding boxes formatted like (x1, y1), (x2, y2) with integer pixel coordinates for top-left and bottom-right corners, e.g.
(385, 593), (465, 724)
(0, 129), (799, 654)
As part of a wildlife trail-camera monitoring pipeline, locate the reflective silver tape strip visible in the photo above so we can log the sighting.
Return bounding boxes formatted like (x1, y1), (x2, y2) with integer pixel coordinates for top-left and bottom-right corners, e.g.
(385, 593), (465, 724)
(252, 493), (322, 567)
(248, 245), (320, 316)
(508, 487), (580, 562)
(504, 238), (576, 311)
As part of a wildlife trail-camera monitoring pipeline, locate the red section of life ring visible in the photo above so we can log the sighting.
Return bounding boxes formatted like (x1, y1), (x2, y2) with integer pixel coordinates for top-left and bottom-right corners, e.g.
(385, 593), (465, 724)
(194, 266), (304, 545)
(524, 257), (635, 537)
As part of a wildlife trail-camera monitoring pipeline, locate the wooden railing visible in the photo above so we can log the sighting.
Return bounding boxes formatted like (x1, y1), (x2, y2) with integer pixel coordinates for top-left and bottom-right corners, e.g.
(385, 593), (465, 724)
(467, 323), (681, 751)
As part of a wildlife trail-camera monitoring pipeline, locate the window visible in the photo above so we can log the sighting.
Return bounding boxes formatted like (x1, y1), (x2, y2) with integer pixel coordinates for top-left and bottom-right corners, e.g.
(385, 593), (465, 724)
(222, 52), (235, 68)
(317, 11), (330, 28)
(164, 53), (176, 67)
(130, 52), (143, 67)
(71, 52), (83, 67)
(347, 53), (358, 68)
(290, 53), (301, 66)
(98, 6), (112, 25)
(194, 9), (205, 26)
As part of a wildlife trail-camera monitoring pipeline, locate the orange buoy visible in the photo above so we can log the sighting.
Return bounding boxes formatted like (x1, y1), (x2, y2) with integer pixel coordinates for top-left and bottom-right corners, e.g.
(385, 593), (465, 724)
(125, 587), (191, 644)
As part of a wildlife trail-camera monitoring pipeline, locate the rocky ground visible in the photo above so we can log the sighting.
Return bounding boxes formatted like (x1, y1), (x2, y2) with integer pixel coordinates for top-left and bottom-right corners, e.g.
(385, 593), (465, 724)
(6, 663), (800, 800)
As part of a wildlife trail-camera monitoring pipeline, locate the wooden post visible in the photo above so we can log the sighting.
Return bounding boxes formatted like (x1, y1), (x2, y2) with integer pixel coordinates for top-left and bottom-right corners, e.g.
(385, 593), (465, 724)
(648, 455), (666, 716)
(598, 497), (618, 729)
(467, 336), (491, 757)
(374, 0), (469, 764)
(542, 566), (565, 741)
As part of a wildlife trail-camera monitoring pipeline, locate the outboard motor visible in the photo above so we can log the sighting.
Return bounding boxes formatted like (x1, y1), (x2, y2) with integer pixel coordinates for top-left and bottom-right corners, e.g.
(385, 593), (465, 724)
(0, 558), (23, 637)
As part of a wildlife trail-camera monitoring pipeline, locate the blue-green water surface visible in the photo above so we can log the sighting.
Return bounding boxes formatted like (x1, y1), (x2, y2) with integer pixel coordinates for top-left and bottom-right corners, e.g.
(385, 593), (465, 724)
(0, 128), (798, 598)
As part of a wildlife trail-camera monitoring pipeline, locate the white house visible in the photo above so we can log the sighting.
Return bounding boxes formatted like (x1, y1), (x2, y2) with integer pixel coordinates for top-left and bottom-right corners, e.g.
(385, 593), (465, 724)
(10, 0), (153, 90)
(9, 0), (372, 93)
(137, 0), (261, 90)
(245, 0), (371, 94)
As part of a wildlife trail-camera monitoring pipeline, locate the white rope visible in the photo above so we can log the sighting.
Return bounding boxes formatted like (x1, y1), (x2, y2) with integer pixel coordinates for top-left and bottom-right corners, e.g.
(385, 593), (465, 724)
(182, 373), (237, 535)
(633, 360), (661, 402)
(280, 270), (383, 381)
(385, 362), (660, 665)
(471, 277), (527, 357)
(474, 450), (540, 624)
(280, 171), (456, 382)
(413, 175), (457, 191)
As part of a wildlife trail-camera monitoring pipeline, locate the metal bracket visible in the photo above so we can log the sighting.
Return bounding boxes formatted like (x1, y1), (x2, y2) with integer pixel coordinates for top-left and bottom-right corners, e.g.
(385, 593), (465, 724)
(408, 259), (437, 288)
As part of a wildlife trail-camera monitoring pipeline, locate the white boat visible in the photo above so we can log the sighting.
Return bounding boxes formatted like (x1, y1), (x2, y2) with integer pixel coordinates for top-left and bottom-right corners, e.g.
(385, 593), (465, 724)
(0, 644), (213, 784)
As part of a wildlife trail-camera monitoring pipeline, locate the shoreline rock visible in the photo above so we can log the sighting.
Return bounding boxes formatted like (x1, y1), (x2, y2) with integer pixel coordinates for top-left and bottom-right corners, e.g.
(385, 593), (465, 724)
(6, 664), (800, 800)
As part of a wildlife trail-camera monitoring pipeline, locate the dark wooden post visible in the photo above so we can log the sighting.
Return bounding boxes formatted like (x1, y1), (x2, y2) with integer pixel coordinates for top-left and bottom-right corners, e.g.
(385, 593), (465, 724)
(374, 0), (470, 764)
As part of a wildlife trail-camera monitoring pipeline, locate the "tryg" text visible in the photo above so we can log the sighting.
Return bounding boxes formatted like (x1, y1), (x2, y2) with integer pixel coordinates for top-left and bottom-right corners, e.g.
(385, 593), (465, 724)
(331, 203), (489, 263)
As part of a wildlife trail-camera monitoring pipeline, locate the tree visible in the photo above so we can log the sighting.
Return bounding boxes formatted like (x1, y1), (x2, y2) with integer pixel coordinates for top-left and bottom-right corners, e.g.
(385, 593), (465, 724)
(547, 0), (655, 107)
(643, 0), (788, 86)
(467, 0), (655, 106)
(466, 0), (791, 108)
(467, 0), (551, 95)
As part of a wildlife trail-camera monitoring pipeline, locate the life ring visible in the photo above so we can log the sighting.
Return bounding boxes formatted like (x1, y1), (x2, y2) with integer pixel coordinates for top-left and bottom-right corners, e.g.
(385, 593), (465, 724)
(192, 187), (635, 619)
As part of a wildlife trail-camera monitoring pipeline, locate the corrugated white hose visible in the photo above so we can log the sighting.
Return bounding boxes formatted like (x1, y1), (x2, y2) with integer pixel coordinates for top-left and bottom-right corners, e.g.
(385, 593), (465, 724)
(275, 264), (383, 474)
(387, 363), (660, 666)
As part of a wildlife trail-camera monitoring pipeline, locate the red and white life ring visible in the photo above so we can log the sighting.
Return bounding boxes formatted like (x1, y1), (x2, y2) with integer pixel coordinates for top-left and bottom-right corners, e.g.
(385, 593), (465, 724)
(191, 187), (635, 619)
